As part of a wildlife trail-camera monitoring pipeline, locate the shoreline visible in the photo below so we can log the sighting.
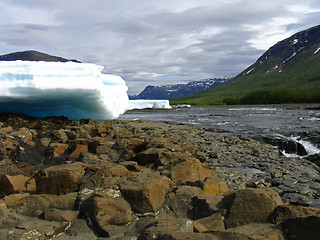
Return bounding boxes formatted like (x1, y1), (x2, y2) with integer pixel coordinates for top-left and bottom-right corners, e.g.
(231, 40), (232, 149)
(0, 114), (319, 238)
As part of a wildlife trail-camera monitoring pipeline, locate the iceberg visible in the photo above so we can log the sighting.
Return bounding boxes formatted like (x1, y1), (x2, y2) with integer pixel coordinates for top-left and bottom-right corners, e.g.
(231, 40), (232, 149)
(127, 100), (171, 110)
(0, 60), (128, 120)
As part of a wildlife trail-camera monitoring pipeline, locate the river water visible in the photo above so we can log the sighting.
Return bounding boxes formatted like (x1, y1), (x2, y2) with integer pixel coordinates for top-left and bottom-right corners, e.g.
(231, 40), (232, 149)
(119, 105), (320, 156)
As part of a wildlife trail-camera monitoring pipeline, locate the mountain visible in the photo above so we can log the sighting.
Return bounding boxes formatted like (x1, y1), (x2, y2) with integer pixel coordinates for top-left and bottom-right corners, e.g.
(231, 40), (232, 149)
(172, 24), (320, 105)
(132, 78), (230, 100)
(0, 50), (81, 63)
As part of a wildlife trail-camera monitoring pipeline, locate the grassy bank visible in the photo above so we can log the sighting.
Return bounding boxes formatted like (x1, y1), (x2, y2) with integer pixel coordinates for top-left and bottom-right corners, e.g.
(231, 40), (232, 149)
(171, 88), (320, 106)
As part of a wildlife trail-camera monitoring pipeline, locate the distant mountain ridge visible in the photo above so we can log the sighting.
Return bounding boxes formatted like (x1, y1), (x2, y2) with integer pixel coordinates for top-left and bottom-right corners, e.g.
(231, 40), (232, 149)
(132, 78), (230, 100)
(172, 24), (320, 105)
(0, 50), (80, 63)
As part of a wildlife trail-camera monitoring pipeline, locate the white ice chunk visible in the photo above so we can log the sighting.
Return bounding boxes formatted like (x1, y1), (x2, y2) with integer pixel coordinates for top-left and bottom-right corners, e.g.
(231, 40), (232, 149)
(314, 46), (320, 54)
(127, 100), (171, 110)
(293, 39), (299, 44)
(0, 61), (128, 120)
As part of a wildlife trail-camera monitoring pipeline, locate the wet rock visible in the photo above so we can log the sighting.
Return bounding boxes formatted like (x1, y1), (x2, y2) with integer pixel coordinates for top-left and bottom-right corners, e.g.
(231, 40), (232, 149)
(305, 153), (320, 167)
(225, 188), (283, 228)
(120, 172), (170, 213)
(35, 162), (87, 195)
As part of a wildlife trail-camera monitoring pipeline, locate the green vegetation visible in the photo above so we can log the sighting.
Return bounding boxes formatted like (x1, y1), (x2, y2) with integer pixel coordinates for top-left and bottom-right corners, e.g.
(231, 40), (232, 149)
(170, 36), (320, 106)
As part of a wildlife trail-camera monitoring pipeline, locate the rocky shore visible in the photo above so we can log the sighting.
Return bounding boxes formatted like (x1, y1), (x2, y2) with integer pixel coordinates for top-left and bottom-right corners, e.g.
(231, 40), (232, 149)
(0, 113), (319, 239)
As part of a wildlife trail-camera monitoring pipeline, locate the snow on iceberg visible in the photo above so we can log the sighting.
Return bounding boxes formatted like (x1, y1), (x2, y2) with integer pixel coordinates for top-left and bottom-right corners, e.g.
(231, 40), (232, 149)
(0, 61), (128, 120)
(127, 100), (171, 110)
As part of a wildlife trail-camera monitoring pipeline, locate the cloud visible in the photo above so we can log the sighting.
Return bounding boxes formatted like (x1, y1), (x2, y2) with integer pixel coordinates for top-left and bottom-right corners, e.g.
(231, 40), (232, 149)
(0, 0), (319, 94)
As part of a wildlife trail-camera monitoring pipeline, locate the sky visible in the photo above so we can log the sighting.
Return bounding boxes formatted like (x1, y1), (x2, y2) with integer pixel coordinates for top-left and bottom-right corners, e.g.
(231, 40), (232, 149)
(0, 0), (320, 94)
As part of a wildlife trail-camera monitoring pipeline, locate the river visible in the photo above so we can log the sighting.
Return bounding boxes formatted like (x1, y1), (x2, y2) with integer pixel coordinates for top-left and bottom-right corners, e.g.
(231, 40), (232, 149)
(119, 105), (320, 157)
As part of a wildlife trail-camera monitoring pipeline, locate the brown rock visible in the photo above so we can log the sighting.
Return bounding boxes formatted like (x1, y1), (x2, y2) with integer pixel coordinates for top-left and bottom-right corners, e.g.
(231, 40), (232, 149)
(270, 204), (320, 224)
(191, 195), (226, 220)
(281, 216), (320, 240)
(133, 148), (164, 168)
(79, 162), (131, 190)
(225, 188), (283, 228)
(0, 137), (19, 160)
(120, 172), (170, 213)
(70, 144), (88, 159)
(195, 213), (225, 231)
(35, 162), (87, 195)
(11, 127), (35, 143)
(81, 195), (134, 237)
(44, 208), (79, 222)
(0, 175), (36, 196)
(49, 142), (69, 157)
(170, 158), (215, 184)
(52, 129), (69, 142)
(208, 223), (285, 240)
(0, 203), (10, 223)
(0, 193), (30, 208)
(201, 175), (229, 196)
(166, 186), (202, 218)
(139, 217), (215, 240)
(13, 193), (77, 217)
(0, 126), (13, 133)
(229, 223), (285, 240)
(40, 137), (51, 147)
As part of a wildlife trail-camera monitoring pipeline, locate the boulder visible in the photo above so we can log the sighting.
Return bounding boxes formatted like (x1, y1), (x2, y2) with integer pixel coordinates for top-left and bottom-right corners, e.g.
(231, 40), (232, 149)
(11, 127), (35, 143)
(0, 203), (10, 223)
(49, 142), (69, 157)
(270, 204), (320, 224)
(139, 217), (215, 240)
(166, 186), (202, 218)
(120, 172), (170, 213)
(0, 137), (19, 160)
(52, 129), (69, 142)
(70, 144), (88, 159)
(170, 158), (215, 184)
(195, 213), (225, 231)
(201, 175), (229, 196)
(35, 162), (87, 195)
(12, 193), (77, 218)
(81, 195), (134, 237)
(0, 193), (30, 208)
(44, 208), (79, 222)
(190, 195), (226, 220)
(281, 216), (320, 240)
(208, 223), (285, 240)
(225, 188), (283, 228)
(0, 175), (36, 196)
(78, 162), (131, 190)
(133, 148), (164, 168)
